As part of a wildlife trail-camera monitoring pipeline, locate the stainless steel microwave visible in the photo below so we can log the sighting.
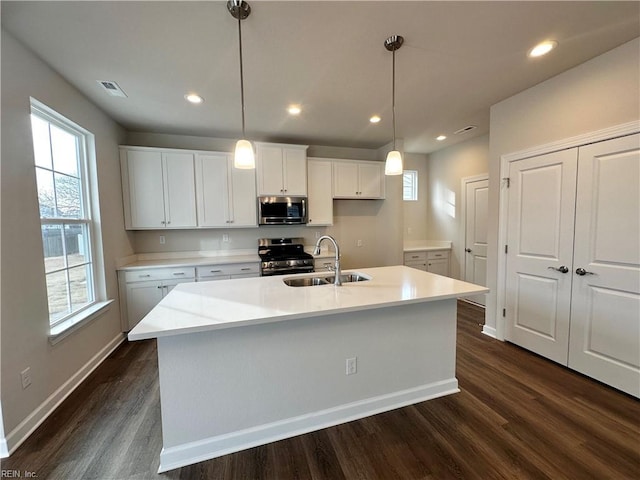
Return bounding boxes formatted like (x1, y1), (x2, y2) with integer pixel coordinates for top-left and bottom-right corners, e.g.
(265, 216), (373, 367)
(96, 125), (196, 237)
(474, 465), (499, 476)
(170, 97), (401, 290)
(258, 196), (307, 225)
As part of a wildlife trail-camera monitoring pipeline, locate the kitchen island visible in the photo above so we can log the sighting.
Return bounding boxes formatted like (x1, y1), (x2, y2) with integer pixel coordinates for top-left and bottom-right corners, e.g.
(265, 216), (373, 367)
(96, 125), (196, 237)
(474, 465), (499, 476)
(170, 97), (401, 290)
(128, 265), (488, 472)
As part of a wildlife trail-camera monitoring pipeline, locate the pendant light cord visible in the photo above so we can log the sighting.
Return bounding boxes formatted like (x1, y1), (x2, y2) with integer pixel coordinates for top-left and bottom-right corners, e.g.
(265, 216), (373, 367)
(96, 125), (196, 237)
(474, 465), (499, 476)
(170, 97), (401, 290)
(391, 47), (396, 151)
(237, 13), (246, 138)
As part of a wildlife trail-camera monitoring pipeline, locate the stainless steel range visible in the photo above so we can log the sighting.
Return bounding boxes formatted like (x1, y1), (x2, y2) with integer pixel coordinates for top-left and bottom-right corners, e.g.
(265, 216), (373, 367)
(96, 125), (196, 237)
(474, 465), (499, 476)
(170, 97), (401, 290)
(258, 238), (315, 276)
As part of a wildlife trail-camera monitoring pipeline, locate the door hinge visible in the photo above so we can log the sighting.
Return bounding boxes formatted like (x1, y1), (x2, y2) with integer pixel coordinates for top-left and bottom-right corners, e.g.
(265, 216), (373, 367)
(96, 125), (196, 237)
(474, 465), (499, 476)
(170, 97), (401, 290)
(505, 244), (508, 254)
(502, 308), (506, 317)
(502, 177), (510, 188)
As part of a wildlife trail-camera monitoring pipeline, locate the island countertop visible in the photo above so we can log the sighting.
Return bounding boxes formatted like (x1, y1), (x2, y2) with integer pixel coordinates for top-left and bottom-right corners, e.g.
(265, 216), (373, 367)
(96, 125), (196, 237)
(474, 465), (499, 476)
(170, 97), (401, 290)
(128, 265), (488, 340)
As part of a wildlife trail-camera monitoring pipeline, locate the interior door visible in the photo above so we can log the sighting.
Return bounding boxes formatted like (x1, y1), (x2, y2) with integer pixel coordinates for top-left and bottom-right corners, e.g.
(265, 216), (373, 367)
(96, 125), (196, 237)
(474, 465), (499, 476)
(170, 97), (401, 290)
(505, 149), (578, 364)
(464, 177), (488, 306)
(568, 133), (640, 397)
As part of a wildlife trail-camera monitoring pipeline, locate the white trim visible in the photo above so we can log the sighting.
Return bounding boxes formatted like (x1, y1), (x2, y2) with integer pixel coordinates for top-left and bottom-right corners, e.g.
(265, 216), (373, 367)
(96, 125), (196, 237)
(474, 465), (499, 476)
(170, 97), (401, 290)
(495, 120), (640, 341)
(482, 325), (497, 339)
(49, 300), (114, 344)
(460, 174), (489, 282)
(4, 333), (125, 456)
(0, 401), (8, 458)
(158, 378), (459, 473)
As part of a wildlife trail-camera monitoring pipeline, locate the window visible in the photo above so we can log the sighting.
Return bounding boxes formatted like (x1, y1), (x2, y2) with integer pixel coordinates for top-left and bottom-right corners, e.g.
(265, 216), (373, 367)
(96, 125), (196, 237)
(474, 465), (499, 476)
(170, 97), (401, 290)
(30, 100), (103, 330)
(403, 170), (418, 201)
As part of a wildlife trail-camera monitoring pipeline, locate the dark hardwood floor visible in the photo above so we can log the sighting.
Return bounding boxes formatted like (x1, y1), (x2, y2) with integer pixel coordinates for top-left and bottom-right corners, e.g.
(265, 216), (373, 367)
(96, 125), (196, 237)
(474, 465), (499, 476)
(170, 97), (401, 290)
(2, 301), (638, 479)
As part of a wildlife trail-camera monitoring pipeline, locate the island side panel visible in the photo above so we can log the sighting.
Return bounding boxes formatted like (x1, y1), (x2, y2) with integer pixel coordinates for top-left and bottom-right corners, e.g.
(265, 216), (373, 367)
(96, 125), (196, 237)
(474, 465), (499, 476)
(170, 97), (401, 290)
(156, 298), (458, 472)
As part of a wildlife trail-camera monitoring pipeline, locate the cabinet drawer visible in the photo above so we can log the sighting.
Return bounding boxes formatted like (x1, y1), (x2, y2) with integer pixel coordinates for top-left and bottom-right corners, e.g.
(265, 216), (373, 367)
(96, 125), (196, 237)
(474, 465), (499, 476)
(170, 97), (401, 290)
(427, 250), (449, 260)
(197, 262), (259, 279)
(404, 251), (427, 262)
(124, 267), (196, 283)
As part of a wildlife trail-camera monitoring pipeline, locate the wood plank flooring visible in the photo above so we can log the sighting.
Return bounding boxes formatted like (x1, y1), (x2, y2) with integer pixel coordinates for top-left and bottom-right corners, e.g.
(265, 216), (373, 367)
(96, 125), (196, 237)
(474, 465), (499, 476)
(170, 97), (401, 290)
(2, 301), (638, 479)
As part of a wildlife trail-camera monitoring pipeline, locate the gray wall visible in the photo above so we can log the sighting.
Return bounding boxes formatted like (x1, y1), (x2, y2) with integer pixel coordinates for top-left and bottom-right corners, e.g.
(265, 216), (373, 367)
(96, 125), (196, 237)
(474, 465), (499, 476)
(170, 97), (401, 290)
(1, 29), (133, 445)
(426, 135), (489, 279)
(486, 38), (640, 336)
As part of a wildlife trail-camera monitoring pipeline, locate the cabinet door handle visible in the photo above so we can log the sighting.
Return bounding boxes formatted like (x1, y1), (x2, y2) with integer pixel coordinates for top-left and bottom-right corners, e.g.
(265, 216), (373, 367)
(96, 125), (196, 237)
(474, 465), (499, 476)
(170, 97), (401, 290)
(411, 255), (419, 259)
(240, 267), (251, 271)
(139, 274), (151, 278)
(161, 221), (166, 225)
(210, 269), (222, 273)
(465, 248), (472, 253)
(172, 272), (185, 276)
(157, 285), (163, 289)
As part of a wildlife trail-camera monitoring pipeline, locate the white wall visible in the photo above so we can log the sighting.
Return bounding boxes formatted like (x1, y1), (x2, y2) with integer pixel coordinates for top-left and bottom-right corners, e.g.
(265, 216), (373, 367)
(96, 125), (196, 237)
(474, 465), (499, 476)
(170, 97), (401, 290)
(125, 132), (405, 269)
(426, 135), (489, 279)
(403, 153), (429, 242)
(486, 38), (640, 336)
(1, 30), (133, 451)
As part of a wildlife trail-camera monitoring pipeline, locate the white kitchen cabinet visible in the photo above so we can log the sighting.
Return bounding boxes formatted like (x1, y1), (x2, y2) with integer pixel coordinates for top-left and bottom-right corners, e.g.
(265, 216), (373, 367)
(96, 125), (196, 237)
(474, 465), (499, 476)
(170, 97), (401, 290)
(404, 250), (450, 276)
(255, 142), (308, 196)
(196, 263), (259, 280)
(195, 153), (257, 228)
(119, 267), (196, 330)
(121, 147), (197, 229)
(332, 160), (385, 199)
(307, 158), (333, 225)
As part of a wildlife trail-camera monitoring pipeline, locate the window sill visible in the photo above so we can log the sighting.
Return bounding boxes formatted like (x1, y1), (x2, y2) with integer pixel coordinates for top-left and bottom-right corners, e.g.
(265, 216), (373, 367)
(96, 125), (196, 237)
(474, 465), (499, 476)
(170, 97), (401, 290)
(49, 300), (114, 345)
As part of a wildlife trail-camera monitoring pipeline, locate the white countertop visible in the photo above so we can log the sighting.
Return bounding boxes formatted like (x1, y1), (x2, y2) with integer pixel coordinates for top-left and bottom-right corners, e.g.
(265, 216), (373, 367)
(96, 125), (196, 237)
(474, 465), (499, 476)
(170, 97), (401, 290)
(128, 265), (488, 340)
(118, 254), (260, 270)
(403, 240), (452, 252)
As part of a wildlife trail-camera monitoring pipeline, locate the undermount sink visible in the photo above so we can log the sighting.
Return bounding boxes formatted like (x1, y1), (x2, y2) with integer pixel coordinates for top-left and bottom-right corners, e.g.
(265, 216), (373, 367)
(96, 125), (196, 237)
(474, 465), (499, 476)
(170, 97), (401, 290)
(283, 272), (371, 287)
(283, 277), (330, 287)
(323, 273), (370, 284)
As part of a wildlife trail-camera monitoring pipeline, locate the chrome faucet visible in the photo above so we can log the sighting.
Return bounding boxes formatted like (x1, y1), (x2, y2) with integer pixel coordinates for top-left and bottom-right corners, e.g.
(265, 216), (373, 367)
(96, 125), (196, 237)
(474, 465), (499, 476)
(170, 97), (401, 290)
(314, 235), (342, 286)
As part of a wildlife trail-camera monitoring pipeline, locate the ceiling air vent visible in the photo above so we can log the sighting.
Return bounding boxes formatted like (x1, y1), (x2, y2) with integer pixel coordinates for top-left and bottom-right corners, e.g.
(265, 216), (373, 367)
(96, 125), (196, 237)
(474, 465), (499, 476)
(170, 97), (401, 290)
(454, 125), (477, 135)
(97, 80), (128, 98)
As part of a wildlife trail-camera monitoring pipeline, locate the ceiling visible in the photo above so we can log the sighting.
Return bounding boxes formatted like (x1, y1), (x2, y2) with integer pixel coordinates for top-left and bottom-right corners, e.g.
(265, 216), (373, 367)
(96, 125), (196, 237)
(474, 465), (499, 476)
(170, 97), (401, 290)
(2, 1), (639, 154)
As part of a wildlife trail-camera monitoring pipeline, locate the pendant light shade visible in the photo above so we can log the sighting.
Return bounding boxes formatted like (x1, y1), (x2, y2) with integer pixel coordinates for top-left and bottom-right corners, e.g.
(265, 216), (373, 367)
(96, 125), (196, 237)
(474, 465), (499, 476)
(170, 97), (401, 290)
(385, 150), (403, 175)
(228, 0), (255, 169)
(234, 139), (255, 169)
(384, 35), (404, 176)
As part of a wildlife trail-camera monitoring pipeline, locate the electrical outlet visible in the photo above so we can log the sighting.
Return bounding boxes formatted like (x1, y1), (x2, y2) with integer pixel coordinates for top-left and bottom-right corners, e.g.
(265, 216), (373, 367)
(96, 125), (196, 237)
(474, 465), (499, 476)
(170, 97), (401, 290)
(159, 235), (165, 245)
(315, 231), (321, 239)
(356, 239), (363, 247)
(346, 357), (357, 375)
(222, 234), (229, 242)
(21, 367), (32, 389)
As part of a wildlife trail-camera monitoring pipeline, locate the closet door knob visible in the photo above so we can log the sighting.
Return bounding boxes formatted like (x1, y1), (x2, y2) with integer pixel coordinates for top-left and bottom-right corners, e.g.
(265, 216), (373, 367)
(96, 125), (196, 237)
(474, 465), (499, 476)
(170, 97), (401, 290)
(575, 267), (595, 276)
(548, 265), (569, 273)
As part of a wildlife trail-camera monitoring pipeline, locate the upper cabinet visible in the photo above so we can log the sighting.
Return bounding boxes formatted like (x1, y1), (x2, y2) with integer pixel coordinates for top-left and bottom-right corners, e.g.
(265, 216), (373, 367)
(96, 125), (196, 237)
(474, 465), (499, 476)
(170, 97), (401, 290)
(307, 158), (333, 226)
(332, 160), (385, 199)
(195, 153), (257, 228)
(255, 142), (308, 196)
(121, 147), (197, 229)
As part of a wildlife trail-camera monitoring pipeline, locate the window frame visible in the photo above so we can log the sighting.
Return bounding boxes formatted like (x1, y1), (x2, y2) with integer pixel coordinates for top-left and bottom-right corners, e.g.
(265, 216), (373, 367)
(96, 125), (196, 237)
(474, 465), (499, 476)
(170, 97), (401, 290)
(403, 170), (418, 201)
(30, 98), (110, 338)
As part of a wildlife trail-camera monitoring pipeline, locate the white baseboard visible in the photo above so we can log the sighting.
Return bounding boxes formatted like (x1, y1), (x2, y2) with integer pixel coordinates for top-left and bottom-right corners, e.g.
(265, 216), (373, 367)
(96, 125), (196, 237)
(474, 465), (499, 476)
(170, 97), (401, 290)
(159, 378), (459, 473)
(4, 333), (125, 456)
(0, 437), (8, 458)
(482, 325), (497, 339)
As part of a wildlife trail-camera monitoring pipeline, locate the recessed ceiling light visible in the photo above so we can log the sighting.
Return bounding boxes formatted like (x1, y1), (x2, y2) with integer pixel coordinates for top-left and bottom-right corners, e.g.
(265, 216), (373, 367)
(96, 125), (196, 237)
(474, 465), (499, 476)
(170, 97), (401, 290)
(288, 105), (302, 115)
(369, 115), (381, 123)
(436, 135), (447, 141)
(528, 40), (558, 58)
(184, 93), (204, 104)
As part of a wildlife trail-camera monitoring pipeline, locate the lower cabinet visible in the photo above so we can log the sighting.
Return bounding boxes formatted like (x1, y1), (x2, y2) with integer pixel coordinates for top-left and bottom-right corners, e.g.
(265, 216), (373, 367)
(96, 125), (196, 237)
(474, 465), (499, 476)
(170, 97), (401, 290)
(404, 250), (450, 277)
(196, 263), (260, 281)
(119, 262), (259, 331)
(119, 267), (196, 331)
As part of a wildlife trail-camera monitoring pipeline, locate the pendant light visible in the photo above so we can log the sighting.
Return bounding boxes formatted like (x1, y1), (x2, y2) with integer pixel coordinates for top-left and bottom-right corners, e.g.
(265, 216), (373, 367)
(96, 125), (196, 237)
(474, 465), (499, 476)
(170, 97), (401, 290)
(228, 0), (255, 169)
(384, 35), (404, 176)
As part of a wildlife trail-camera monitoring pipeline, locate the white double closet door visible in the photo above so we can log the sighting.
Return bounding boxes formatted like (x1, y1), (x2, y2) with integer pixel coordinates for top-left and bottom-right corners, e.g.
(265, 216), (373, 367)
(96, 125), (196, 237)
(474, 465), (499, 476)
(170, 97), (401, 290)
(505, 133), (639, 397)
